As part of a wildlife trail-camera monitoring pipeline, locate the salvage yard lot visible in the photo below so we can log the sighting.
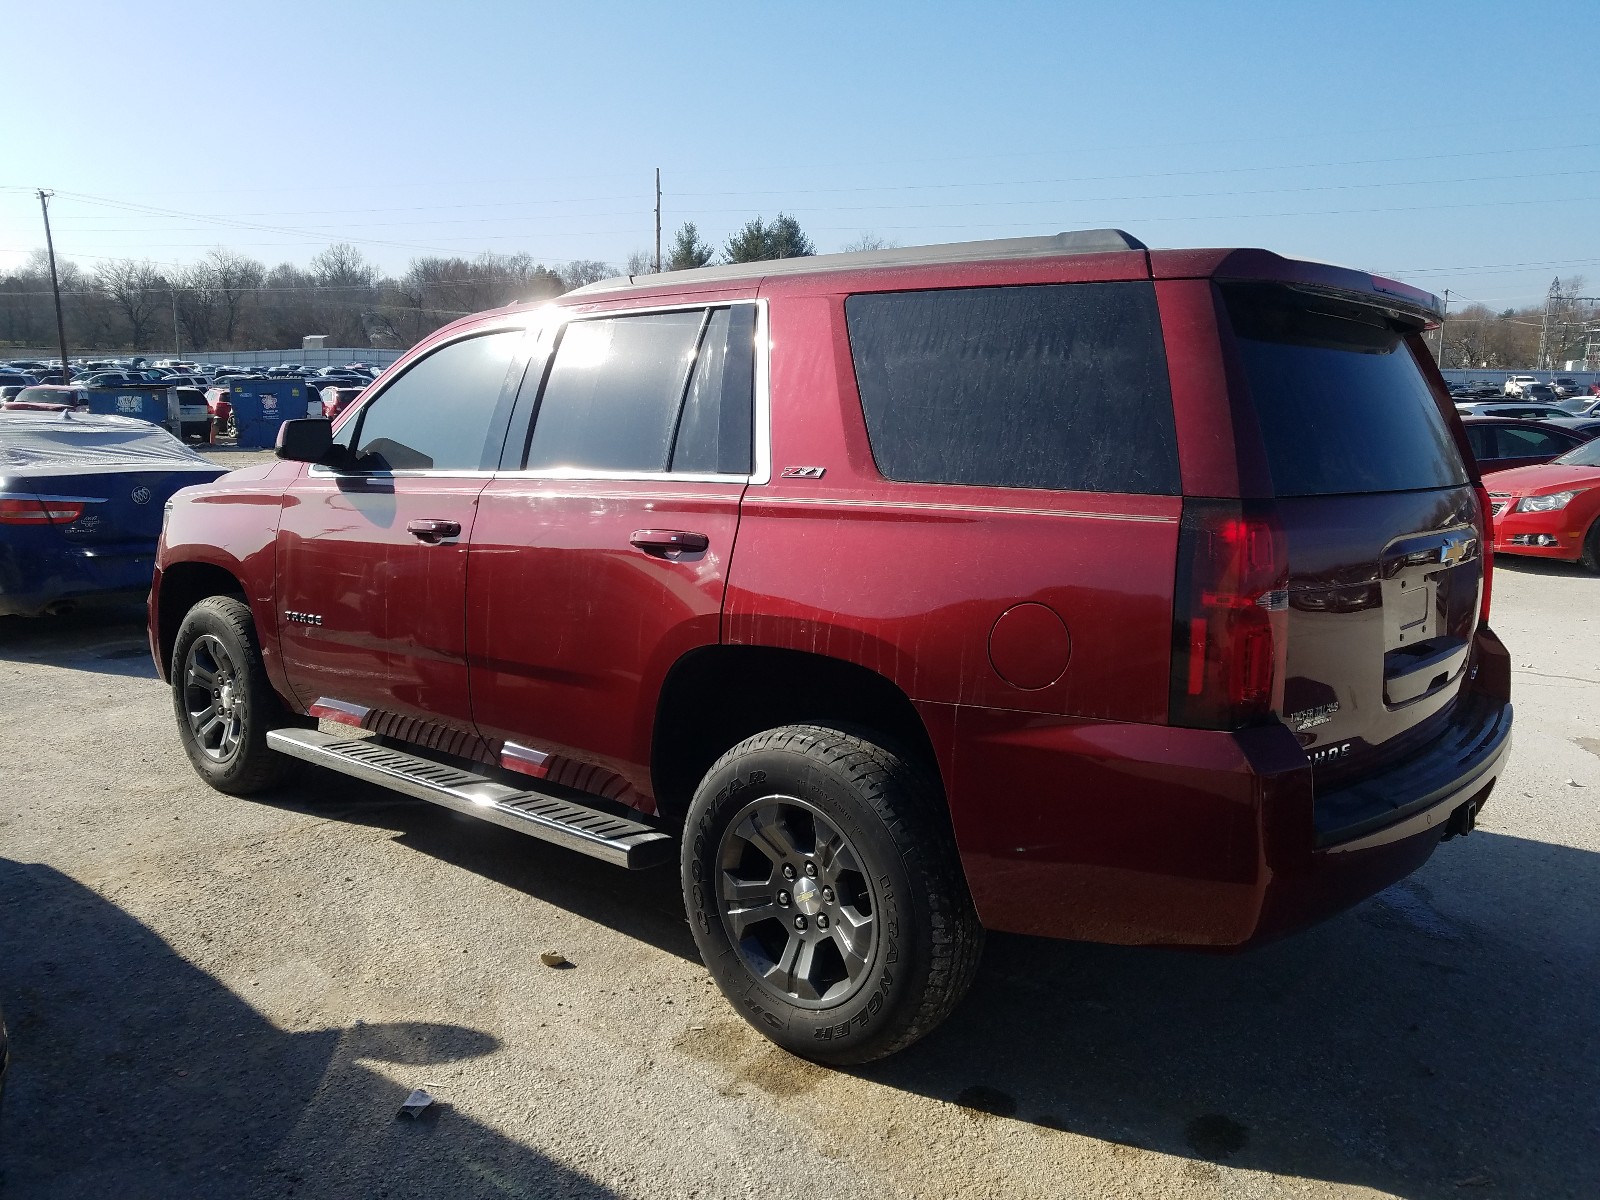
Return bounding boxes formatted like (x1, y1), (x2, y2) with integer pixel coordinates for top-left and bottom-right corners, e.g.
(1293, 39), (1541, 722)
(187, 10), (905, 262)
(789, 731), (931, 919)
(0, 561), (1595, 1199)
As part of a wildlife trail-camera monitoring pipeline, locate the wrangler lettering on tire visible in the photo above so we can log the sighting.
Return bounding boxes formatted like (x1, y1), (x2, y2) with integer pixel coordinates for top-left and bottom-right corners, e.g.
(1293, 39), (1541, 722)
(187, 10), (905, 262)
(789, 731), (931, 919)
(680, 724), (982, 1065)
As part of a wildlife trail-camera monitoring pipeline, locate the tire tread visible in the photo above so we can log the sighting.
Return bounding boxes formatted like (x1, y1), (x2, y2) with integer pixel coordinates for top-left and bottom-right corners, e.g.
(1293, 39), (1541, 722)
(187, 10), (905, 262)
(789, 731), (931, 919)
(693, 723), (982, 1062)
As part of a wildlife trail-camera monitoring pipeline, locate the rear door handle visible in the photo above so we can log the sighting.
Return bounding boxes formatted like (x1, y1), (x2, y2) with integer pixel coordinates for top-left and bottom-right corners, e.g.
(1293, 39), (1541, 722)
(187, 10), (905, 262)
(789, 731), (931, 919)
(630, 528), (709, 554)
(406, 518), (461, 543)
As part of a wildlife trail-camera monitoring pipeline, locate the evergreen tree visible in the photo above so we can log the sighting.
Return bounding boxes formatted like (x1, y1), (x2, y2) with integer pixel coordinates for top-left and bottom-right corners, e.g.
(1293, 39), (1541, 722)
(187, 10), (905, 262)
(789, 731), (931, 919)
(666, 222), (715, 271)
(723, 213), (816, 263)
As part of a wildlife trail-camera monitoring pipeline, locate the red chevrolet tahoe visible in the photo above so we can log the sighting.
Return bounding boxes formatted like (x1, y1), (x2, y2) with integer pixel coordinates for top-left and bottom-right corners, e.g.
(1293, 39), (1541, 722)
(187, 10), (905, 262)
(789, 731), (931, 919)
(149, 230), (1512, 1063)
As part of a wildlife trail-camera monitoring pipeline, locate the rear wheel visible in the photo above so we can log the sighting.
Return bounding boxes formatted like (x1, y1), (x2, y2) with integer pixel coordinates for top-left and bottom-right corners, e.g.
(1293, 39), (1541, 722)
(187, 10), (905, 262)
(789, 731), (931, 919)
(682, 724), (982, 1064)
(171, 596), (304, 794)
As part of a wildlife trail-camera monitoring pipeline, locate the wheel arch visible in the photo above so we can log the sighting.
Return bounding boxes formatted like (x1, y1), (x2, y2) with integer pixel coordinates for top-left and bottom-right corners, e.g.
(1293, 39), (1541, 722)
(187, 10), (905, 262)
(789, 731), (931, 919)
(156, 560), (248, 679)
(650, 644), (944, 827)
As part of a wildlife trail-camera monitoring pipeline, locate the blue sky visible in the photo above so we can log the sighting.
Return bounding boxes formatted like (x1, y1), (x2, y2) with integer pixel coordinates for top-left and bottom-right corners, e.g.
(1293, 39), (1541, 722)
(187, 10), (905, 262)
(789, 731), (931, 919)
(3, 0), (1597, 309)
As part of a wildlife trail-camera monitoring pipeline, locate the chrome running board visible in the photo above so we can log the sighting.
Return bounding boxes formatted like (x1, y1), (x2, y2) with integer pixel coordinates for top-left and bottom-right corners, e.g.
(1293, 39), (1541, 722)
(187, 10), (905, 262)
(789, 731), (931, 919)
(266, 728), (674, 869)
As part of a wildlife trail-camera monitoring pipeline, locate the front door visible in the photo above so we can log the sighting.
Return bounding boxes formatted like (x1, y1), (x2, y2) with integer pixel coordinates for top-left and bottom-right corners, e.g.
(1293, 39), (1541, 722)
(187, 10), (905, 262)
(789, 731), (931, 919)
(275, 326), (525, 740)
(468, 302), (759, 811)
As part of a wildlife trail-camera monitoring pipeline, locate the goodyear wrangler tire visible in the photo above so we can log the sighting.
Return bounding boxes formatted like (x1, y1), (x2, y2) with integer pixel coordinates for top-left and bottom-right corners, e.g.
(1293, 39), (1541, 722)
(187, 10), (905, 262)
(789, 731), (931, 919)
(682, 724), (983, 1064)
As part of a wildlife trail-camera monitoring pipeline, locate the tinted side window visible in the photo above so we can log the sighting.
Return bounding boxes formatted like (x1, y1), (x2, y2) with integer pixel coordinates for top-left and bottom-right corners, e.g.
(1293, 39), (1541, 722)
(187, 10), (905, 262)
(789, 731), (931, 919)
(845, 282), (1179, 494)
(1464, 425), (1497, 461)
(671, 305), (755, 475)
(1500, 427), (1568, 457)
(351, 331), (520, 471)
(527, 311), (704, 472)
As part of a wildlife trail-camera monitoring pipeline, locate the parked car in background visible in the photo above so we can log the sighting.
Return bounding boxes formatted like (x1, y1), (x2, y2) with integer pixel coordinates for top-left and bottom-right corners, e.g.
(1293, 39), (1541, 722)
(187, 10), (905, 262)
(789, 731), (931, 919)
(1485, 436), (1600, 570)
(151, 230), (1510, 1064)
(1553, 377), (1581, 397)
(5, 386), (91, 412)
(1461, 417), (1592, 473)
(205, 387), (233, 435)
(0, 412), (226, 616)
(0, 372), (39, 389)
(320, 386), (364, 420)
(1521, 383), (1561, 404)
(1458, 402), (1572, 421)
(1503, 375), (1539, 396)
(0, 387), (26, 403)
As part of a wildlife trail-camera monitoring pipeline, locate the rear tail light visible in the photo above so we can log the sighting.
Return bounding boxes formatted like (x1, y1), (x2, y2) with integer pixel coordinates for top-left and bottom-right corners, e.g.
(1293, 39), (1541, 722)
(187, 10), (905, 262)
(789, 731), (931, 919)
(1169, 499), (1288, 730)
(1472, 483), (1494, 626)
(0, 497), (88, 525)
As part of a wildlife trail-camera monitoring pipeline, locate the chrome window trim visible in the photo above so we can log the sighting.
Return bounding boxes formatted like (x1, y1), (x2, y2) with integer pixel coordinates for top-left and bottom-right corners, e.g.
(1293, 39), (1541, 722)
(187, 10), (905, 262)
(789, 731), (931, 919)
(311, 298), (771, 486)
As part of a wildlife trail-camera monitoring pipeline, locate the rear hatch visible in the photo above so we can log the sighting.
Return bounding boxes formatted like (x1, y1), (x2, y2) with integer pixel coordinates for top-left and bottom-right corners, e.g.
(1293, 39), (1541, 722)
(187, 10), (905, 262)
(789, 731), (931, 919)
(1220, 283), (1491, 827)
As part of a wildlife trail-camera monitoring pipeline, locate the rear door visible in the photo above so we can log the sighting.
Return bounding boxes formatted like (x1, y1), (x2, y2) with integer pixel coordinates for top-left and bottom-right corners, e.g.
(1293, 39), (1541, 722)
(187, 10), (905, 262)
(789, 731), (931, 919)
(1221, 284), (1485, 794)
(466, 302), (758, 811)
(275, 327), (525, 741)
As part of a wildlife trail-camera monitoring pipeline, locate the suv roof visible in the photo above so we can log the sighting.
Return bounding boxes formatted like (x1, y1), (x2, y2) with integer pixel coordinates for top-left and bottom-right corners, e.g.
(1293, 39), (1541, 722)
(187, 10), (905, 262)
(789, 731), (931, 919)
(559, 228), (1442, 319)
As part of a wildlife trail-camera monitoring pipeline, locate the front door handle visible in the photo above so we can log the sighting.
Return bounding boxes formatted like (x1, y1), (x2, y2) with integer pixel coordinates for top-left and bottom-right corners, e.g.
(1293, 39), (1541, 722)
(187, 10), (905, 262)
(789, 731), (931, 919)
(630, 528), (709, 554)
(406, 518), (461, 543)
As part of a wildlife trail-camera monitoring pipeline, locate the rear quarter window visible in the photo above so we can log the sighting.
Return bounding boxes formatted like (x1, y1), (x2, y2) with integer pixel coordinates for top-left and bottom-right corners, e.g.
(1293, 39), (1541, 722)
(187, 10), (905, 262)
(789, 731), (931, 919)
(1224, 283), (1469, 497)
(844, 282), (1179, 495)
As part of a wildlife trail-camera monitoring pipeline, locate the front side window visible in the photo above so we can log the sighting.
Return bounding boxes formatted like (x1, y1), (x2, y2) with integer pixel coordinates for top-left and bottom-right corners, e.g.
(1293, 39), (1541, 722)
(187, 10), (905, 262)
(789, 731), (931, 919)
(845, 282), (1180, 494)
(350, 330), (520, 471)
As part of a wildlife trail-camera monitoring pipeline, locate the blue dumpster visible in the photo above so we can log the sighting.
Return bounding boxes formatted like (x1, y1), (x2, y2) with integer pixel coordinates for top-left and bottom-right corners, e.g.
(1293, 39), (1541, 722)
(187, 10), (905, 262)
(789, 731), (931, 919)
(85, 386), (180, 436)
(230, 379), (321, 449)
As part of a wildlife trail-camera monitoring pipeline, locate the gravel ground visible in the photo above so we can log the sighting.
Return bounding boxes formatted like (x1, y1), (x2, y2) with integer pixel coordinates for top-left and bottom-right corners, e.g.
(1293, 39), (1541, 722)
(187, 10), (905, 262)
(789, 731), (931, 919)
(0, 555), (1596, 1199)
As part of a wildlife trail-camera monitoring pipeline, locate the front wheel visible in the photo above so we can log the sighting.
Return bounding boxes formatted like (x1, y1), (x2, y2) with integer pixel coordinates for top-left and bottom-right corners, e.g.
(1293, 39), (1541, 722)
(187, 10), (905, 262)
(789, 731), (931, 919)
(682, 725), (983, 1064)
(1580, 518), (1600, 573)
(171, 595), (303, 795)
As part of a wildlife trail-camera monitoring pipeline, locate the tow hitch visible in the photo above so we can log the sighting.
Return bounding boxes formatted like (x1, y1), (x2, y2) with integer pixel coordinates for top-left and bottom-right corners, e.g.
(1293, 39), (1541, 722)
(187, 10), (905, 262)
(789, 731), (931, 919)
(1443, 799), (1478, 840)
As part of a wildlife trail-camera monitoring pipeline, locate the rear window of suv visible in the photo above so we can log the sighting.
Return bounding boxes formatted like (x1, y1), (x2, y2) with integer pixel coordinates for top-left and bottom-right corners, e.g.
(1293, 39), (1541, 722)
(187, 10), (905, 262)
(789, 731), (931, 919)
(1224, 283), (1469, 497)
(845, 282), (1179, 495)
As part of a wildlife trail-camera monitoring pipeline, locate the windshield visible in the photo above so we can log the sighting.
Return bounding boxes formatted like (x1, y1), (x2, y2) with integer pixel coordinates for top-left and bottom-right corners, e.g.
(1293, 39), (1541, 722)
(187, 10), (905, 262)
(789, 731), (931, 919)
(1555, 438), (1600, 467)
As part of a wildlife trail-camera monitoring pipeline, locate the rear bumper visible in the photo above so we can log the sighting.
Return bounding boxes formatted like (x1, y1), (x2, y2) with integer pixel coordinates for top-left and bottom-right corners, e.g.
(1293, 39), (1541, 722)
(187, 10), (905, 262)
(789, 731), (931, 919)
(0, 541), (158, 617)
(929, 626), (1513, 949)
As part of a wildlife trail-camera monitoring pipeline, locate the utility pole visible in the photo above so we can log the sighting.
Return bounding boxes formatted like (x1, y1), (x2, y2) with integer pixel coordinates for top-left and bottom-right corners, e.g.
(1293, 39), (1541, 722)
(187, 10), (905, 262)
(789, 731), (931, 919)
(170, 280), (181, 356)
(654, 168), (662, 274)
(36, 190), (71, 379)
(1436, 289), (1450, 366)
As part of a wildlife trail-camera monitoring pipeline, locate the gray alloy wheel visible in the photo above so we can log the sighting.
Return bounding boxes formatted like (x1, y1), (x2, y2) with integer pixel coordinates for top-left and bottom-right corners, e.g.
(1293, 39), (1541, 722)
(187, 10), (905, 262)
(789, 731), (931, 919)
(718, 794), (880, 1008)
(181, 633), (246, 762)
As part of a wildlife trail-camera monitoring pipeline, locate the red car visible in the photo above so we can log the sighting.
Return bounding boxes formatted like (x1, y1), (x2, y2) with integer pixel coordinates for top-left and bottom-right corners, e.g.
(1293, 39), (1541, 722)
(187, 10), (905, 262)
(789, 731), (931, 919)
(320, 386), (364, 420)
(204, 386), (232, 434)
(149, 231), (1511, 1063)
(1484, 436), (1600, 570)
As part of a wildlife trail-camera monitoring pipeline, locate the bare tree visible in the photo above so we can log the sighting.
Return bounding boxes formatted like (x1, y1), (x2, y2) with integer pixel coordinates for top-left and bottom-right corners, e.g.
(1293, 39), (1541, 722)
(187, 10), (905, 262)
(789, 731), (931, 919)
(839, 233), (900, 253)
(95, 259), (166, 347)
(559, 260), (615, 289)
(205, 249), (265, 347)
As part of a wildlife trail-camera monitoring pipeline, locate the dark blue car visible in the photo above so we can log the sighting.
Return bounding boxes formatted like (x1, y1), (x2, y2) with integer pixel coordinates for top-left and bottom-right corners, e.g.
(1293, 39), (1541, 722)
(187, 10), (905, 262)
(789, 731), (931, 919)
(0, 412), (227, 617)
